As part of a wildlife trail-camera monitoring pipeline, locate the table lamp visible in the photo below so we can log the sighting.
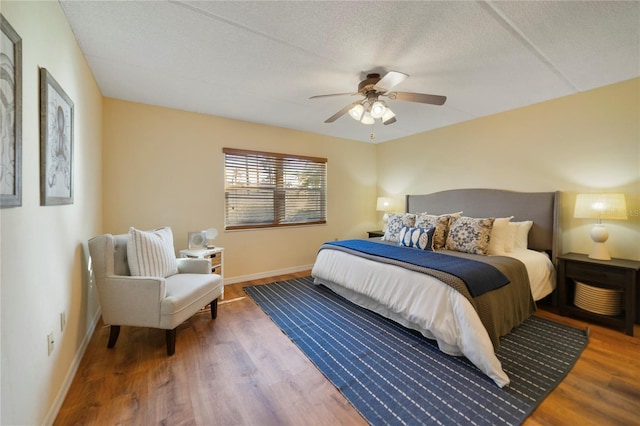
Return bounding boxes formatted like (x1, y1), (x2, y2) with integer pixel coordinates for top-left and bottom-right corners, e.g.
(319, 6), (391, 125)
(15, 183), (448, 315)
(376, 197), (393, 231)
(573, 193), (627, 260)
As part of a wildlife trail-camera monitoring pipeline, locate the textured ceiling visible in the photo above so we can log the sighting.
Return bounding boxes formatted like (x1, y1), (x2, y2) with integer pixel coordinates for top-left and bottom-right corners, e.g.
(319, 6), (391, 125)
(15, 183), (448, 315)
(60, 1), (640, 143)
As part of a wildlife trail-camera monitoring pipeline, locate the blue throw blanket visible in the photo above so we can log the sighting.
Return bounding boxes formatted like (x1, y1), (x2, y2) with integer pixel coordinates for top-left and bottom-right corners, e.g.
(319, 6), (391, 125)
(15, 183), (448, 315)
(323, 239), (509, 297)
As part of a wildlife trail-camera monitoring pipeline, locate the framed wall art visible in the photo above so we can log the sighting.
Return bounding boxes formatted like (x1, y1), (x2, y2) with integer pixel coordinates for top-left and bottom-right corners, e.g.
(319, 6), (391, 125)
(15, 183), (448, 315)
(0, 14), (22, 208)
(40, 68), (74, 206)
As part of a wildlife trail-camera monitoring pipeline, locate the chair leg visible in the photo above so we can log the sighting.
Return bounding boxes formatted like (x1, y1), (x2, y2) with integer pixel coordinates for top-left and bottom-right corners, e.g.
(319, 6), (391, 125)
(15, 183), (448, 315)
(166, 328), (176, 356)
(107, 325), (120, 348)
(210, 298), (218, 319)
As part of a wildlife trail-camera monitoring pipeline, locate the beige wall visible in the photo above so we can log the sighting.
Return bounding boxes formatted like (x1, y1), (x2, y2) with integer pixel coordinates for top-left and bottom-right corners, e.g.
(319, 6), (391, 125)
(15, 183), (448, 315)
(2, 2), (638, 424)
(102, 99), (378, 281)
(377, 78), (640, 260)
(0, 2), (103, 425)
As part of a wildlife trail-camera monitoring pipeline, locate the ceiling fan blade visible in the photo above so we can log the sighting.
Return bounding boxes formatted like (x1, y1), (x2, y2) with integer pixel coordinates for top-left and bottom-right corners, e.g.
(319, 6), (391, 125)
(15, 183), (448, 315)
(373, 71), (408, 93)
(309, 92), (356, 99)
(324, 102), (359, 123)
(389, 91), (447, 105)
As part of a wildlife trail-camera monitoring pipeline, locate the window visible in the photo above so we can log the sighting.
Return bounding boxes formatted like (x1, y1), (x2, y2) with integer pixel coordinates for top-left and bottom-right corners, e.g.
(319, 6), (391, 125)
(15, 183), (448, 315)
(223, 148), (327, 230)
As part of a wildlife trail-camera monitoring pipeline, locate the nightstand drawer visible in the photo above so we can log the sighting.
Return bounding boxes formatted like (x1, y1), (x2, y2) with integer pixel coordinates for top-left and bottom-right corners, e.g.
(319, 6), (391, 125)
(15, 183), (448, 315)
(565, 262), (627, 286)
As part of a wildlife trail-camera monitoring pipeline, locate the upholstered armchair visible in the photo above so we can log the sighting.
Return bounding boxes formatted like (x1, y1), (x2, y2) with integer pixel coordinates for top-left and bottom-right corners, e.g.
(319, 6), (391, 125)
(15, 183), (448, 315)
(88, 229), (223, 355)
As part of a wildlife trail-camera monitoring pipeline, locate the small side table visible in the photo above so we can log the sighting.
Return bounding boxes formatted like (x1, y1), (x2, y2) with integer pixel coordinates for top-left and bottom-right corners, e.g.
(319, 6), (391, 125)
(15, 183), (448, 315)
(367, 230), (384, 238)
(179, 247), (224, 278)
(557, 253), (639, 335)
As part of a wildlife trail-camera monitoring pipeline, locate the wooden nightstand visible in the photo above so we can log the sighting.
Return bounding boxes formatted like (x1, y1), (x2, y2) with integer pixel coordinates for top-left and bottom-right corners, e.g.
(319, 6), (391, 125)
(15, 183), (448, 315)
(367, 230), (384, 238)
(557, 253), (639, 335)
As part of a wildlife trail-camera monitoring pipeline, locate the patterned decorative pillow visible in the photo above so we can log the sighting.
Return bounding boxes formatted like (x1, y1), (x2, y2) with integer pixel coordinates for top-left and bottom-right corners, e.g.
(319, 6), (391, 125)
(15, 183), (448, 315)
(127, 226), (179, 277)
(398, 226), (435, 251)
(445, 216), (496, 255)
(382, 213), (416, 242)
(414, 212), (462, 250)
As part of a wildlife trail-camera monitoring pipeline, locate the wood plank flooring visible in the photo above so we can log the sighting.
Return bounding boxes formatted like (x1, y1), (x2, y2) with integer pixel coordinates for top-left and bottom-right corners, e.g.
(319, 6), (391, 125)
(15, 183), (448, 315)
(55, 272), (640, 425)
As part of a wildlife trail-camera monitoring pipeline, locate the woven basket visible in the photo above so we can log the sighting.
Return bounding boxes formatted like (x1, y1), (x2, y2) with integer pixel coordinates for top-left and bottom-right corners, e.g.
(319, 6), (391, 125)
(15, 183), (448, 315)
(574, 281), (622, 316)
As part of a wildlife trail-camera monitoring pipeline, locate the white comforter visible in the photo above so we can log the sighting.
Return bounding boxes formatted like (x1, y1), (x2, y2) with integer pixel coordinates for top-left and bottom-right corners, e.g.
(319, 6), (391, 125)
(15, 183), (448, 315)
(311, 247), (555, 388)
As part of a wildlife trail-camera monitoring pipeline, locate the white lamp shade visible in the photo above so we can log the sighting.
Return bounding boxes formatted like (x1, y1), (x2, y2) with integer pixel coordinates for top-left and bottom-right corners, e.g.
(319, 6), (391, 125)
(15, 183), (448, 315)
(349, 104), (364, 121)
(370, 101), (386, 118)
(574, 193), (627, 220)
(376, 197), (393, 212)
(382, 108), (396, 124)
(360, 111), (375, 125)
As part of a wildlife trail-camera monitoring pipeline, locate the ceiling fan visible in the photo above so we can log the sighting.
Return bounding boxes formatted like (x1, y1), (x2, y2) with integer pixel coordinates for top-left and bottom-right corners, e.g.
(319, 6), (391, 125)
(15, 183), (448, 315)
(309, 71), (446, 126)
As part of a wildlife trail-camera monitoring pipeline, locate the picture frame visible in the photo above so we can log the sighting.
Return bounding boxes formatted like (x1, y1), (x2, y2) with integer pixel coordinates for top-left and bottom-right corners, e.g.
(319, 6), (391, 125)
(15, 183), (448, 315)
(40, 68), (74, 206)
(0, 14), (22, 208)
(188, 231), (207, 250)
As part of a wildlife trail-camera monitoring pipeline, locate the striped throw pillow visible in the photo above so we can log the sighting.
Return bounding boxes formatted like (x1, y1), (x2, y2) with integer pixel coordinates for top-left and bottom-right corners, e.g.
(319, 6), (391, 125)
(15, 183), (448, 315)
(127, 227), (179, 277)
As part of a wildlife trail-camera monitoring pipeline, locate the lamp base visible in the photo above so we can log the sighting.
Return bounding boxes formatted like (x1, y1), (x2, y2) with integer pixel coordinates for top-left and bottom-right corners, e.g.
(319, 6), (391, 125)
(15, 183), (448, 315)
(588, 224), (611, 261)
(588, 243), (611, 261)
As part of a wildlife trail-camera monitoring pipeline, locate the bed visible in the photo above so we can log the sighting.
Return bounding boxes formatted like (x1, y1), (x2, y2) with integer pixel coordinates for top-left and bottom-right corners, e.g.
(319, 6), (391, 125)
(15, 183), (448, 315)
(311, 188), (559, 388)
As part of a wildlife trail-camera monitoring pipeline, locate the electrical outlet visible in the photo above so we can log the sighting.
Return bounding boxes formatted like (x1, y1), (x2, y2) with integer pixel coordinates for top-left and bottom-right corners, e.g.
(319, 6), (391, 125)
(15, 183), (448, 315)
(60, 312), (66, 332)
(47, 332), (54, 356)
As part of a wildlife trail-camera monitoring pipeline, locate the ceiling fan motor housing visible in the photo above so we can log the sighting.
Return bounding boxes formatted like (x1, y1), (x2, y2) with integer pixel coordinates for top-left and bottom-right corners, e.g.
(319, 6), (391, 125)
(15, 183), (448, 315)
(358, 74), (382, 94)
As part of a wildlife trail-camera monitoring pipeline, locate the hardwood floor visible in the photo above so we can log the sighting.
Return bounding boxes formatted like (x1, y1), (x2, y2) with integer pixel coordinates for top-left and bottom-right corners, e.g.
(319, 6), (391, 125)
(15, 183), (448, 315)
(55, 272), (640, 426)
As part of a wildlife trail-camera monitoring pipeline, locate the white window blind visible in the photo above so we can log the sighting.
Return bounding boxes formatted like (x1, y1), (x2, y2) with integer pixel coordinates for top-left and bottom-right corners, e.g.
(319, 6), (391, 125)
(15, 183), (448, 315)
(223, 148), (327, 230)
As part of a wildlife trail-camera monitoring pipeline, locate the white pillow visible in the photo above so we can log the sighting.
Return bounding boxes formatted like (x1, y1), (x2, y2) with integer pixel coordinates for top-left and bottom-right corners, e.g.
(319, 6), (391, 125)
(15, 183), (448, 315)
(506, 221), (533, 252)
(127, 226), (179, 277)
(487, 216), (513, 255)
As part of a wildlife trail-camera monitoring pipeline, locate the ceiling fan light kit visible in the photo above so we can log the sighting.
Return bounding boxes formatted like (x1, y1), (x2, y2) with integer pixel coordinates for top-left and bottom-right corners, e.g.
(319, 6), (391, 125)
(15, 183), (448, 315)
(310, 70), (446, 128)
(360, 112), (375, 125)
(370, 101), (386, 118)
(382, 108), (396, 125)
(349, 103), (365, 120)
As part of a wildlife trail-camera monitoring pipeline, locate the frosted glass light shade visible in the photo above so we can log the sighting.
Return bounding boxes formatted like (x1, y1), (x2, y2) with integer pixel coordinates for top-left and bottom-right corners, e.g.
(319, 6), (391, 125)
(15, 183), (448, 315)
(349, 104), (364, 120)
(382, 108), (396, 124)
(370, 101), (386, 118)
(360, 112), (375, 125)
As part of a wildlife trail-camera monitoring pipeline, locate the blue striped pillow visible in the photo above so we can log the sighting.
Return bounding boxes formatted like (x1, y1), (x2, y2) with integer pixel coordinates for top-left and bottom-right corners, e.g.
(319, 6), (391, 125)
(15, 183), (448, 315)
(398, 226), (435, 251)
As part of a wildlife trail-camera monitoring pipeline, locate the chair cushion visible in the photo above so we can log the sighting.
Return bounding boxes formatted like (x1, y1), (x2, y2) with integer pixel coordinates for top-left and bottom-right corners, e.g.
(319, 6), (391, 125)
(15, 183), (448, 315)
(127, 227), (179, 277)
(161, 273), (223, 329)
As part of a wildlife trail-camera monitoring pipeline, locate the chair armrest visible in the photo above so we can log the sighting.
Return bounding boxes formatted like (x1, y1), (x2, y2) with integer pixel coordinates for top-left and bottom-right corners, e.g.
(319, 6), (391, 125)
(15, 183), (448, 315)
(176, 258), (211, 274)
(99, 275), (167, 327)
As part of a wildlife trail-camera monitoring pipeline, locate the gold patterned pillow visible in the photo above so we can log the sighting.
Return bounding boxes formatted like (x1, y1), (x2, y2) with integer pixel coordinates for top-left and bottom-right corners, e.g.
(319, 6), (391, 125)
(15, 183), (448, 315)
(382, 213), (416, 242)
(414, 212), (461, 249)
(445, 216), (495, 255)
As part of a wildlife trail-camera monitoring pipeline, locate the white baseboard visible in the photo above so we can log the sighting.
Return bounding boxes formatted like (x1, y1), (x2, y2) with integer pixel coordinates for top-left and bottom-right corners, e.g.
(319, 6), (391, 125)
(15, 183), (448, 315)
(41, 265), (310, 423)
(42, 307), (102, 426)
(223, 264), (313, 285)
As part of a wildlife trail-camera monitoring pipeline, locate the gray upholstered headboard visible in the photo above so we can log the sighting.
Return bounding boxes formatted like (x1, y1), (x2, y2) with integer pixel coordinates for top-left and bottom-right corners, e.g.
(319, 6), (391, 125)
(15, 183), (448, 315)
(406, 189), (559, 264)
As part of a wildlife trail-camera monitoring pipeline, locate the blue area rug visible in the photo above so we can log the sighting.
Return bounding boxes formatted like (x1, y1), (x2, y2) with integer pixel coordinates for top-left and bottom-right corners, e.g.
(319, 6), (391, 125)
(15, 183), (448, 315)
(245, 276), (589, 426)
